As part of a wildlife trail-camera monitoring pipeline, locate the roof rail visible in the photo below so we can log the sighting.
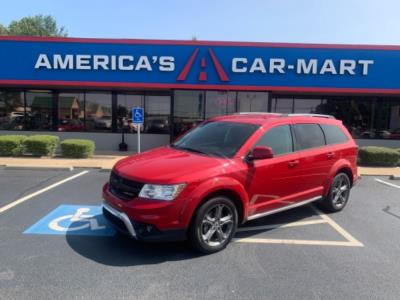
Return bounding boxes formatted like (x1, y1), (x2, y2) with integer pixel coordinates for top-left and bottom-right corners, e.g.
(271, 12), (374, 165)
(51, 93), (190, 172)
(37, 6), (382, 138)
(234, 112), (282, 115)
(287, 113), (336, 119)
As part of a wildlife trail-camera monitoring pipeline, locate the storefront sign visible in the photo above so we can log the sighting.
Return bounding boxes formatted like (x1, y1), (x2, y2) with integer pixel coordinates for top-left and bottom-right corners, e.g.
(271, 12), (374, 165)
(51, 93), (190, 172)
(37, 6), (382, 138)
(1, 37), (400, 92)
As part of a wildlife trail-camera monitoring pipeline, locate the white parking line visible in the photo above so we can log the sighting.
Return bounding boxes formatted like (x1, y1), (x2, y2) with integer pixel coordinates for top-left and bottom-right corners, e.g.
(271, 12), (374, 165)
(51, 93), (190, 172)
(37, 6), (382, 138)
(0, 170), (89, 214)
(237, 219), (327, 232)
(234, 204), (364, 247)
(375, 178), (400, 189)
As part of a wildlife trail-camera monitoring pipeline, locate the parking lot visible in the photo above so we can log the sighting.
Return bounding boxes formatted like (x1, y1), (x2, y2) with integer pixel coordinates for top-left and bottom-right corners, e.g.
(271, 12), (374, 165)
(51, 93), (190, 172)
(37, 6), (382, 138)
(0, 169), (400, 299)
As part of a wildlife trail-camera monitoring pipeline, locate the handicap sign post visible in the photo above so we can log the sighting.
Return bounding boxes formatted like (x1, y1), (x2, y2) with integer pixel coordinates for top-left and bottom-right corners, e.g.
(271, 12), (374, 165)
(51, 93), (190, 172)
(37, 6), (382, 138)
(132, 107), (144, 153)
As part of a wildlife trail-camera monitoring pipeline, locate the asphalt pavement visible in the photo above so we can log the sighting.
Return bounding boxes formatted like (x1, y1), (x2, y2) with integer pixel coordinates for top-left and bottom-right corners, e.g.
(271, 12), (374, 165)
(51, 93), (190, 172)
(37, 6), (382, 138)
(0, 169), (400, 299)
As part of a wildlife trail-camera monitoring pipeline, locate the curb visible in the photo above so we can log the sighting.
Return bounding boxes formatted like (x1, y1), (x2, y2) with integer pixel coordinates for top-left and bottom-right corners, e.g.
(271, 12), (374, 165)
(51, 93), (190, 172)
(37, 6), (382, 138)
(4, 165), (74, 171)
(389, 175), (400, 180)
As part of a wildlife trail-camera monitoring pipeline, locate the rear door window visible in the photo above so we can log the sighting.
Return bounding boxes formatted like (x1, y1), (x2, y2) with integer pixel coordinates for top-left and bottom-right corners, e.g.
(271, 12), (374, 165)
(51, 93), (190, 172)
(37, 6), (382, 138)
(255, 125), (293, 156)
(321, 124), (349, 145)
(294, 124), (325, 151)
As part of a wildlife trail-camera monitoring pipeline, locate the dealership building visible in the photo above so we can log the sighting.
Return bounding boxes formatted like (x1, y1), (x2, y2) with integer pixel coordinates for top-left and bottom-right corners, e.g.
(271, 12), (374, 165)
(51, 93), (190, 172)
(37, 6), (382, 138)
(0, 36), (399, 151)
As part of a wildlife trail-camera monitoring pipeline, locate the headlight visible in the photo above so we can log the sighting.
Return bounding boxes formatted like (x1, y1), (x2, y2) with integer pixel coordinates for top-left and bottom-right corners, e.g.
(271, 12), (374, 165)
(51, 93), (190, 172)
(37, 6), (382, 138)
(139, 183), (186, 201)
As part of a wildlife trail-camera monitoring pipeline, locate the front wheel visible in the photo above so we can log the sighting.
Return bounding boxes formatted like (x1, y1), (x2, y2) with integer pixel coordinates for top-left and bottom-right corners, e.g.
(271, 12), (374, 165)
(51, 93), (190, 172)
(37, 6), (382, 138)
(319, 172), (351, 213)
(189, 197), (238, 254)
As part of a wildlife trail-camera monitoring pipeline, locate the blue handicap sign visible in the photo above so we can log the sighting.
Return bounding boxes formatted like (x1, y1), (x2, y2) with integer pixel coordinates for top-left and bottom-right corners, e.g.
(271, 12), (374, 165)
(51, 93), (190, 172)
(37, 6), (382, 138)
(24, 205), (116, 236)
(132, 107), (144, 124)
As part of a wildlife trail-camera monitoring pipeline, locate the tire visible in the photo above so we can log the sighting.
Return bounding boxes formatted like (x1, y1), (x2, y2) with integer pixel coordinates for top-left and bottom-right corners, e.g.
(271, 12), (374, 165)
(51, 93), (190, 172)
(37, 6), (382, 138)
(189, 196), (238, 254)
(319, 172), (351, 213)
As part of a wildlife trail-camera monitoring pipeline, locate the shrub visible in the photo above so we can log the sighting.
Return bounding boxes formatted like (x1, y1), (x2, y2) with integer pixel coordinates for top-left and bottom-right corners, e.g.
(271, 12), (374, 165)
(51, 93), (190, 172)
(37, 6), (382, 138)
(358, 146), (400, 167)
(60, 139), (95, 158)
(24, 135), (59, 157)
(0, 135), (27, 156)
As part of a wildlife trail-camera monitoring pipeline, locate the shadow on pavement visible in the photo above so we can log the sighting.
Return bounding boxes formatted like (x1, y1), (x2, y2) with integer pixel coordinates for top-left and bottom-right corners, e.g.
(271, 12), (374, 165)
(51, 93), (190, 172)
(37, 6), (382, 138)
(65, 205), (319, 266)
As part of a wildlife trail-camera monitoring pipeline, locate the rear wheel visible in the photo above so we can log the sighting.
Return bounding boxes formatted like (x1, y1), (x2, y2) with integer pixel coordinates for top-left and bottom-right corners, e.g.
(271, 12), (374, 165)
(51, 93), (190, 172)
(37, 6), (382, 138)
(319, 172), (351, 212)
(189, 196), (238, 254)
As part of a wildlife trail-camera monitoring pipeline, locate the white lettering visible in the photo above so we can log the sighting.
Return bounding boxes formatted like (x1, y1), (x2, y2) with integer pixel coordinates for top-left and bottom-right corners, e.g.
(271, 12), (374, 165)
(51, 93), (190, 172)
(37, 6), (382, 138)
(118, 55), (134, 71)
(269, 58), (285, 73)
(297, 59), (317, 74)
(232, 58), (247, 73)
(34, 54), (52, 69)
(320, 59), (337, 74)
(159, 56), (175, 71)
(340, 60), (356, 75)
(76, 55), (91, 70)
(53, 54), (73, 69)
(111, 55), (117, 70)
(358, 60), (374, 75)
(93, 55), (109, 70)
(249, 58), (266, 73)
(135, 56), (152, 71)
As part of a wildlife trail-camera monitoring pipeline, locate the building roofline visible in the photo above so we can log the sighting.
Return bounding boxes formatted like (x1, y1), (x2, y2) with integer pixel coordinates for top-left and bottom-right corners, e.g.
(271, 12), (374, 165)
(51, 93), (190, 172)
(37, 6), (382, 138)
(1, 36), (400, 50)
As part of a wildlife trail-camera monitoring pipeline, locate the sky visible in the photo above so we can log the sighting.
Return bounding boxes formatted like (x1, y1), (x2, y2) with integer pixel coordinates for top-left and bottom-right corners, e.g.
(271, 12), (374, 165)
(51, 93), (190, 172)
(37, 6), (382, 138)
(2, 0), (400, 45)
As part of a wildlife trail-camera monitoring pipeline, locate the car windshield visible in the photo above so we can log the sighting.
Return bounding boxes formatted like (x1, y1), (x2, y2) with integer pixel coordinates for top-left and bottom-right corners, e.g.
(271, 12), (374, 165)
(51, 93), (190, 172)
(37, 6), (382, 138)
(172, 121), (259, 158)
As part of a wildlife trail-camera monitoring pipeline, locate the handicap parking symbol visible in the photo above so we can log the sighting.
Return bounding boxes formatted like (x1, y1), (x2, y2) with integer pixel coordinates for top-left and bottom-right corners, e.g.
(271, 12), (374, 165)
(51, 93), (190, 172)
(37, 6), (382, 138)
(24, 205), (116, 236)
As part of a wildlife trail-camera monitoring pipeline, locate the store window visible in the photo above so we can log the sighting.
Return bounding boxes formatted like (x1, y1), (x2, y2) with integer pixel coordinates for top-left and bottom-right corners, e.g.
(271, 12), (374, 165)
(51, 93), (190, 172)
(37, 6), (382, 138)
(144, 95), (170, 134)
(272, 97), (293, 113)
(58, 93), (85, 132)
(205, 91), (236, 118)
(173, 90), (204, 137)
(238, 92), (268, 112)
(0, 91), (25, 130)
(117, 93), (144, 132)
(25, 91), (53, 130)
(294, 98), (323, 113)
(85, 92), (112, 131)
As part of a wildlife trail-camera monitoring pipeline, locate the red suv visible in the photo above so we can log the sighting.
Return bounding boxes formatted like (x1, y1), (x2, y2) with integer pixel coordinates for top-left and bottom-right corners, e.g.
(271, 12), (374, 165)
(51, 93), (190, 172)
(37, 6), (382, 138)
(103, 113), (358, 253)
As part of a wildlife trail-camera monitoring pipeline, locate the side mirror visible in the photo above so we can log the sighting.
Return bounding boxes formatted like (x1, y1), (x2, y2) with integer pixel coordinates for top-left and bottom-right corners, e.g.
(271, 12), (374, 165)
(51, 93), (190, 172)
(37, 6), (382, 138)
(248, 146), (274, 161)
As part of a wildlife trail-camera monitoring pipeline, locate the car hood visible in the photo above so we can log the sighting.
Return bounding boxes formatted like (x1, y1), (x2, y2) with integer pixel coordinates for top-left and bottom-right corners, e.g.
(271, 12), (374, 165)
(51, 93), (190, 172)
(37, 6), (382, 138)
(113, 146), (235, 183)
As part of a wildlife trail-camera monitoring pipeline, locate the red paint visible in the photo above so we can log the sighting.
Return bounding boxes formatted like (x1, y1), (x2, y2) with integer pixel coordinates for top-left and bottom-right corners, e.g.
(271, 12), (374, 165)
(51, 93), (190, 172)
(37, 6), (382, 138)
(1, 79), (400, 95)
(201, 57), (206, 68)
(198, 71), (207, 81)
(208, 48), (229, 81)
(2, 35), (400, 50)
(103, 114), (358, 241)
(176, 48), (199, 81)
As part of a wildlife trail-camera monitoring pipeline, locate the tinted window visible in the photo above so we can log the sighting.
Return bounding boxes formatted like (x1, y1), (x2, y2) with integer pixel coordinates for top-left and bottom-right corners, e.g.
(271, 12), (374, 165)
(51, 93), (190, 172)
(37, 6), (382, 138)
(321, 124), (349, 144)
(294, 124), (325, 150)
(172, 121), (259, 158)
(256, 125), (293, 156)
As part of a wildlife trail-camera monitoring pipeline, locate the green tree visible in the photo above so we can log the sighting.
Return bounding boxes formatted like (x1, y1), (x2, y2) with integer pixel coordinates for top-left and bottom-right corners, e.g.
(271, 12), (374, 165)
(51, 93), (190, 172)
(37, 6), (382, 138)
(0, 24), (8, 36)
(2, 15), (67, 37)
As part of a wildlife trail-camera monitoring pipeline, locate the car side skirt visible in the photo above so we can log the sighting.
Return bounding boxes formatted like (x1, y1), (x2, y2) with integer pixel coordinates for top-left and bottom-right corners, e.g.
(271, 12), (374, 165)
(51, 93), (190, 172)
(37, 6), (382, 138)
(246, 196), (322, 221)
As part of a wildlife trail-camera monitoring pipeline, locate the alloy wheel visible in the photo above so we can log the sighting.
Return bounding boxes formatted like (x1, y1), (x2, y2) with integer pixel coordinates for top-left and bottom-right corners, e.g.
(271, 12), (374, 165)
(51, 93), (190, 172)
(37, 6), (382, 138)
(200, 204), (234, 247)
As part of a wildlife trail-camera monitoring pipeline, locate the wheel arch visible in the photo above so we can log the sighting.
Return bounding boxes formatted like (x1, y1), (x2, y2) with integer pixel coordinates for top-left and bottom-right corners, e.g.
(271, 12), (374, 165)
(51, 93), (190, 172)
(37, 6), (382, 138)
(324, 159), (354, 196)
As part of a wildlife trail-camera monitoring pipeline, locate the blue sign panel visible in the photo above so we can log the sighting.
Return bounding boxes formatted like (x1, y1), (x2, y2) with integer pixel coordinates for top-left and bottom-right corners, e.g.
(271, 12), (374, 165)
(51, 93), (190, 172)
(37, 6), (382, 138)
(132, 107), (144, 124)
(1, 37), (400, 92)
(24, 205), (115, 236)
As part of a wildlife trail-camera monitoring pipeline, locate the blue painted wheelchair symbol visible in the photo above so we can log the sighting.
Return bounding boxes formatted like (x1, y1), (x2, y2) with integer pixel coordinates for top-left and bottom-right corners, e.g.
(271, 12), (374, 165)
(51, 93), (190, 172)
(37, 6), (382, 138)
(132, 107), (144, 124)
(24, 205), (115, 236)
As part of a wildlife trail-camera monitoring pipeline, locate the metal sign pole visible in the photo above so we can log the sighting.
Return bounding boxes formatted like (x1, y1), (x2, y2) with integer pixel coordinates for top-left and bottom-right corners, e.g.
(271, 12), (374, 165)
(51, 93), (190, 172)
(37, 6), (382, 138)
(138, 124), (141, 153)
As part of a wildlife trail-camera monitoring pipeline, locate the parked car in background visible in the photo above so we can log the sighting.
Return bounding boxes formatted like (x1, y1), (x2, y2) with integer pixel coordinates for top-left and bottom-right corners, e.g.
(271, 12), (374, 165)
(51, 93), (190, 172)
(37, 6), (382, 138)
(103, 113), (358, 253)
(58, 119), (84, 132)
(94, 116), (112, 129)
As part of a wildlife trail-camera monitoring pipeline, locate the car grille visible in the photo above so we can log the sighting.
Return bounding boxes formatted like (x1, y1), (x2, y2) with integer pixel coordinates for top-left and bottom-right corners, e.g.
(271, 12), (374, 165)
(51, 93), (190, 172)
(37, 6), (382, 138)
(109, 171), (144, 201)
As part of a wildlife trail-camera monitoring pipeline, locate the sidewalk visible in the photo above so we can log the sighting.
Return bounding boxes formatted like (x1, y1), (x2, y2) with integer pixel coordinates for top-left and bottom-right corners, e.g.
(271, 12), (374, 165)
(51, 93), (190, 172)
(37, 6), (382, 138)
(0, 155), (128, 171)
(0, 155), (399, 176)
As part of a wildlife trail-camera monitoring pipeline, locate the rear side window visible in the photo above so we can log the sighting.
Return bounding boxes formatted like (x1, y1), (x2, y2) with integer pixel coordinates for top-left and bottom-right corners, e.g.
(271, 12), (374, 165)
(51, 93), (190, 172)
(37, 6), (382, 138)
(321, 124), (349, 145)
(255, 125), (293, 155)
(294, 124), (325, 151)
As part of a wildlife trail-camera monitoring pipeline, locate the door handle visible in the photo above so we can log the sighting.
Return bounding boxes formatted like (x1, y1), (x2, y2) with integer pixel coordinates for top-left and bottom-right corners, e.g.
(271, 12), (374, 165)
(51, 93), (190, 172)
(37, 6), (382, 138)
(288, 160), (299, 167)
(326, 152), (335, 159)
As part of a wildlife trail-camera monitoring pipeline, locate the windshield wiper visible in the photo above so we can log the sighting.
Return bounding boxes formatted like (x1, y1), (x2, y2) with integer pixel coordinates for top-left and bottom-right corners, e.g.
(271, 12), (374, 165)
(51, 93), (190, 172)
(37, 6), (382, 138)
(172, 145), (209, 155)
